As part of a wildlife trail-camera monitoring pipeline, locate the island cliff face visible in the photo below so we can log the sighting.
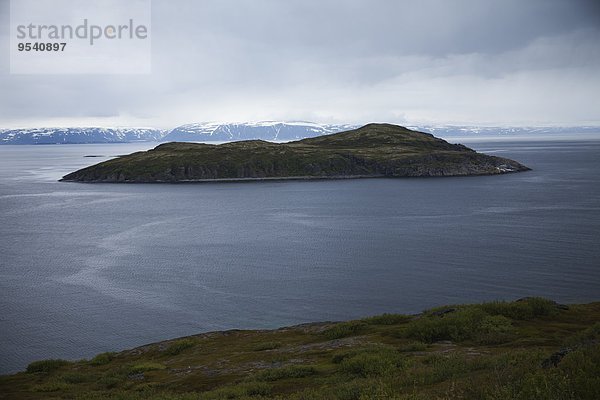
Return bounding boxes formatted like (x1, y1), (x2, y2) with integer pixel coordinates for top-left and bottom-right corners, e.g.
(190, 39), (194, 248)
(60, 124), (530, 183)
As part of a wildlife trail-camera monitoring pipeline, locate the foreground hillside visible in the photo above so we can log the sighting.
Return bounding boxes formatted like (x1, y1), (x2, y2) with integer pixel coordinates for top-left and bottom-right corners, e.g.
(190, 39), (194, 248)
(60, 124), (529, 182)
(1, 298), (599, 400)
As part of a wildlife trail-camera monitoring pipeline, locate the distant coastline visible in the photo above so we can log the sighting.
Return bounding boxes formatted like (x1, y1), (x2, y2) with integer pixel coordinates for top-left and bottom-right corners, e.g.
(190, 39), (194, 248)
(2, 123), (599, 145)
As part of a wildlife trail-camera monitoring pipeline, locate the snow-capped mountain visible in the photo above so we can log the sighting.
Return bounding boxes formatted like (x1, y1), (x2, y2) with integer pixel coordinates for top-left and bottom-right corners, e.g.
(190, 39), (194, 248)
(162, 121), (359, 142)
(411, 126), (600, 137)
(1, 123), (597, 145)
(0, 127), (165, 144)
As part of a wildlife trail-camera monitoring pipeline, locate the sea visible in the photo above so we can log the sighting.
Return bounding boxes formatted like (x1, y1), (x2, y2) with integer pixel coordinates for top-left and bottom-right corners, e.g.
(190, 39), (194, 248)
(1, 136), (599, 374)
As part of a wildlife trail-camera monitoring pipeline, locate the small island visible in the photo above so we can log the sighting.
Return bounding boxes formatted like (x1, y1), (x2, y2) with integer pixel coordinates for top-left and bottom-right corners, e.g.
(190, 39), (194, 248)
(60, 123), (529, 183)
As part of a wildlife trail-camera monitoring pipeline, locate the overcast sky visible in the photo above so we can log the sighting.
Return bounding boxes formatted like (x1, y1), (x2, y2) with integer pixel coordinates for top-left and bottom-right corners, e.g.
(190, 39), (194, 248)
(1, 0), (599, 128)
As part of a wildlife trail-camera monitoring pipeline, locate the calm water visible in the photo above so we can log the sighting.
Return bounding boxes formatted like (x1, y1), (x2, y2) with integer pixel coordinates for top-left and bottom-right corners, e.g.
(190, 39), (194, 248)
(1, 138), (600, 374)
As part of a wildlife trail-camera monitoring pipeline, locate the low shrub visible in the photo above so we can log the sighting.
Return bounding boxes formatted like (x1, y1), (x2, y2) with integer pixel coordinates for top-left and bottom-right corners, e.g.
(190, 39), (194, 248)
(405, 308), (515, 344)
(73, 390), (213, 400)
(61, 372), (91, 384)
(557, 344), (600, 400)
(322, 321), (366, 340)
(420, 353), (489, 385)
(97, 366), (131, 389)
(128, 362), (166, 374)
(333, 345), (404, 377)
(475, 315), (516, 344)
(340, 352), (399, 377)
(565, 322), (600, 347)
(165, 339), (196, 356)
(26, 359), (70, 374)
(255, 365), (317, 381)
(198, 381), (272, 399)
(32, 379), (71, 392)
(405, 308), (485, 343)
(478, 298), (557, 320)
(399, 341), (428, 352)
(90, 352), (116, 366)
(98, 373), (124, 389)
(361, 313), (411, 326)
(251, 341), (281, 351)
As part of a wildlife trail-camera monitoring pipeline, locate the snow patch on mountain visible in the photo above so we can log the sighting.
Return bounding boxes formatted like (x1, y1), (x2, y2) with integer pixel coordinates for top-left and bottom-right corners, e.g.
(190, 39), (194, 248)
(1, 123), (598, 145)
(0, 127), (166, 144)
(163, 121), (359, 142)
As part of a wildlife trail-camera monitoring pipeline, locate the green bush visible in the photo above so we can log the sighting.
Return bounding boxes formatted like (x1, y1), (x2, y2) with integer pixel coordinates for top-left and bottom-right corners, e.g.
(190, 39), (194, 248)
(322, 321), (366, 340)
(255, 365), (317, 381)
(421, 353), (489, 385)
(61, 372), (91, 384)
(165, 339), (196, 356)
(333, 345), (404, 377)
(340, 352), (400, 377)
(405, 308), (515, 344)
(128, 362), (166, 374)
(96, 366), (132, 389)
(405, 308), (485, 343)
(399, 341), (428, 352)
(98, 373), (124, 389)
(555, 344), (600, 400)
(251, 341), (281, 351)
(478, 298), (557, 320)
(198, 381), (272, 399)
(475, 315), (516, 344)
(463, 345), (600, 400)
(26, 359), (70, 374)
(514, 371), (572, 400)
(76, 390), (213, 400)
(32, 379), (71, 392)
(90, 352), (116, 366)
(361, 313), (411, 326)
(565, 322), (600, 347)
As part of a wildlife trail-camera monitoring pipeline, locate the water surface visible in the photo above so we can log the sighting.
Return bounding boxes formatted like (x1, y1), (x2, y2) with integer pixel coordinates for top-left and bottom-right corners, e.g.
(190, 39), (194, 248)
(1, 139), (599, 373)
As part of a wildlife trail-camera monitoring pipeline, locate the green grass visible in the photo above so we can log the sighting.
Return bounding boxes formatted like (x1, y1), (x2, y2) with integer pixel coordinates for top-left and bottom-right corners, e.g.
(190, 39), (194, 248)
(477, 297), (558, 320)
(1, 298), (599, 400)
(322, 321), (366, 340)
(197, 381), (272, 399)
(89, 352), (116, 366)
(26, 359), (70, 374)
(404, 307), (516, 344)
(32, 379), (71, 393)
(164, 339), (196, 356)
(361, 313), (411, 325)
(254, 365), (318, 381)
(398, 341), (428, 352)
(335, 345), (404, 377)
(128, 362), (167, 374)
(251, 341), (281, 351)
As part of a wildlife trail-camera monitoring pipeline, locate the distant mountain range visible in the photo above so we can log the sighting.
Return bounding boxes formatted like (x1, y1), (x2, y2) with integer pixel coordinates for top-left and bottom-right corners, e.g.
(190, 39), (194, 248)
(1, 122), (598, 144)
(163, 121), (358, 142)
(0, 127), (165, 144)
(411, 126), (600, 137)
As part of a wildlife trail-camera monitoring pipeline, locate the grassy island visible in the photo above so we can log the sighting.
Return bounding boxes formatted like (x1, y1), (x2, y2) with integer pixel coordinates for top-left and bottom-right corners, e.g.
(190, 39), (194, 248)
(61, 124), (529, 183)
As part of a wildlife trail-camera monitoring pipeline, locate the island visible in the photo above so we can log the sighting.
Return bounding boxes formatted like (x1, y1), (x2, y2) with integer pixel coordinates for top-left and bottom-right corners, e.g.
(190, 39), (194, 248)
(60, 123), (529, 183)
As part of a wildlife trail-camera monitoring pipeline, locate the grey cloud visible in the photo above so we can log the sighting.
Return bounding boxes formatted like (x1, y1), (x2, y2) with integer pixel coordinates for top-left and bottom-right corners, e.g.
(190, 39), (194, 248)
(151, 0), (600, 57)
(0, 0), (599, 127)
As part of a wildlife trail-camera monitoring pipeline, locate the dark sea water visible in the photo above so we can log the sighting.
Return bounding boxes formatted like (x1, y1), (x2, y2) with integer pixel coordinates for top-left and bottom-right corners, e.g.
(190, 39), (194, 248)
(1, 138), (600, 374)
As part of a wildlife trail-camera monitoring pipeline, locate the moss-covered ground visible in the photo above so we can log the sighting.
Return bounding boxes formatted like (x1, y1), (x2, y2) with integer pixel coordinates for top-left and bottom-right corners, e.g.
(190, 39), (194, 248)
(1, 298), (598, 400)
